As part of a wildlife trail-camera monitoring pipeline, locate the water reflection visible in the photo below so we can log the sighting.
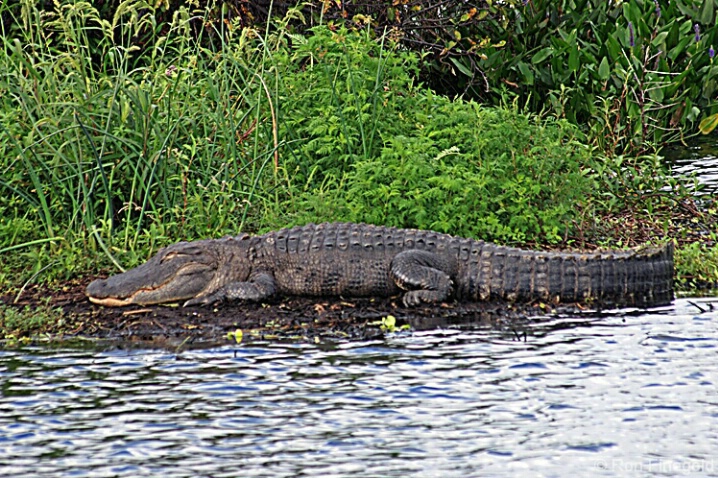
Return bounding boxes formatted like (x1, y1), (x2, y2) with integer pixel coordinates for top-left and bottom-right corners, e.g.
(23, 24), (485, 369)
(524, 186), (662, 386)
(0, 298), (716, 477)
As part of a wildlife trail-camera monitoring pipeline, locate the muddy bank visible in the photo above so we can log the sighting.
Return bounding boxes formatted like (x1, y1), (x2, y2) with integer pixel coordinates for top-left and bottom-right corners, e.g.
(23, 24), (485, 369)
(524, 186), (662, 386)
(1, 277), (584, 348)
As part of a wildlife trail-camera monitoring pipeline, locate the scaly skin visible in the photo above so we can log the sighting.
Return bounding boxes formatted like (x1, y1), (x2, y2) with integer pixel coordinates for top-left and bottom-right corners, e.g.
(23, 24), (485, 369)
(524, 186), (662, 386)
(86, 223), (674, 308)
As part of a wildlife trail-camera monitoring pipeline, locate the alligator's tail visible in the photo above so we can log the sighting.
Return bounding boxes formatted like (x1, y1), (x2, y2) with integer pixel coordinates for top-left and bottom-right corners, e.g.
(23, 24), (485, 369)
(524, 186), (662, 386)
(458, 241), (674, 307)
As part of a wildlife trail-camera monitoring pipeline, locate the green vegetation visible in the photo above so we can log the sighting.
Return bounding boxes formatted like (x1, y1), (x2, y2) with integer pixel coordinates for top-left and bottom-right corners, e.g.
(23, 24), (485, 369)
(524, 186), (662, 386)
(454, 0), (718, 153)
(0, 0), (716, 333)
(0, 303), (66, 344)
(264, 0), (718, 152)
(371, 315), (411, 334)
(264, 29), (597, 243)
(676, 241), (718, 291)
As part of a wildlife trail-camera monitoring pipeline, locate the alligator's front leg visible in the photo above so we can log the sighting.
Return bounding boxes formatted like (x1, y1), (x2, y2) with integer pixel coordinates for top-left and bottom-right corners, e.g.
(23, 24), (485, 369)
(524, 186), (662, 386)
(390, 250), (455, 306)
(184, 271), (277, 306)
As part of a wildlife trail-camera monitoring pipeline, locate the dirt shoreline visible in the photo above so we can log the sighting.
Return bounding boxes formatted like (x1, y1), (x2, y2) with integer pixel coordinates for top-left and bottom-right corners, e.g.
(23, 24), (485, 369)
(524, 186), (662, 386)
(2, 277), (583, 349)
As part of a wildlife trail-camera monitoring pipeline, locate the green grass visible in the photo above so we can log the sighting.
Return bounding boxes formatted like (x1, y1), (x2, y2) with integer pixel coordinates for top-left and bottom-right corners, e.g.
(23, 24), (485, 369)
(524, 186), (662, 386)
(1, 0), (280, 273)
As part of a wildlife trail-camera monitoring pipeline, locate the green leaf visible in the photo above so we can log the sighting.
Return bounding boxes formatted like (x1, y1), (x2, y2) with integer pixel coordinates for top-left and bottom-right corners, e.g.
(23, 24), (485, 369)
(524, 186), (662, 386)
(675, 2), (694, 17)
(226, 329), (243, 343)
(703, 79), (717, 100)
(666, 19), (679, 46)
(383, 315), (396, 329)
(625, 2), (642, 24)
(517, 61), (534, 84)
(605, 35), (622, 61)
(649, 86), (664, 103)
(651, 31), (669, 47)
(700, 0), (715, 25)
(449, 57), (473, 77)
(668, 37), (694, 62)
(688, 106), (701, 122)
(598, 56), (610, 80)
(531, 47), (554, 64)
(699, 113), (718, 134)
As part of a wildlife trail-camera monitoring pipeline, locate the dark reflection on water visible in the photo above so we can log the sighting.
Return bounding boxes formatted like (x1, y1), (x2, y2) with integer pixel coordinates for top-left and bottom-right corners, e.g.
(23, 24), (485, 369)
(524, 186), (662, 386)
(1, 299), (717, 477)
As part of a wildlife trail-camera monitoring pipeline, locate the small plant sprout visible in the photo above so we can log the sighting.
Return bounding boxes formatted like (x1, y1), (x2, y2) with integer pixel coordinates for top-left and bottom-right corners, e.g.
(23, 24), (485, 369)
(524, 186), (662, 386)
(227, 329), (243, 343)
(371, 315), (411, 333)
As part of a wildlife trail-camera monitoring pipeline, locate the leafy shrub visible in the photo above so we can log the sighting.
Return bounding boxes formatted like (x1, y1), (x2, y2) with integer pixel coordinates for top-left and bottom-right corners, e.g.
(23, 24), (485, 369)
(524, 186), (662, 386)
(342, 101), (594, 244)
(272, 26), (419, 183)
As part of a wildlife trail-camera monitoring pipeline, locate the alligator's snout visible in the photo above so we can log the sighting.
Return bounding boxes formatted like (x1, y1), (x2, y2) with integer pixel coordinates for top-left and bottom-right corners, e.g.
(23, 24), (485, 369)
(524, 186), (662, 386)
(86, 278), (107, 296)
(86, 278), (136, 306)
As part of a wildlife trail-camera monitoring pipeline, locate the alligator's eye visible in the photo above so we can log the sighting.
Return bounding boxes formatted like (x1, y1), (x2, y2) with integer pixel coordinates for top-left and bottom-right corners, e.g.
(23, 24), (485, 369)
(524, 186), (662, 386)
(161, 251), (184, 263)
(161, 248), (199, 263)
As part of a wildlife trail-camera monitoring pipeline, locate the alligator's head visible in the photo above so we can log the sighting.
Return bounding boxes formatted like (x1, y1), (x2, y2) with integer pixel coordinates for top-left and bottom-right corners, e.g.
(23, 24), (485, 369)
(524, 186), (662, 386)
(86, 238), (247, 306)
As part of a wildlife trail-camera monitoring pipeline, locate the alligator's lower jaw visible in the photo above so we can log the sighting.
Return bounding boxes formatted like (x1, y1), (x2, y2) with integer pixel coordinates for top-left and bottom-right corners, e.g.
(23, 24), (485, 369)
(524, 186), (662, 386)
(88, 296), (134, 307)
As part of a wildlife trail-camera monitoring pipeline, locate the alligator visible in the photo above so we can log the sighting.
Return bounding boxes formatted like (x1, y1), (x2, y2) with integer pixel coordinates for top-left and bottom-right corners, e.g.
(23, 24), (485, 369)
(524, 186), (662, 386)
(86, 222), (674, 308)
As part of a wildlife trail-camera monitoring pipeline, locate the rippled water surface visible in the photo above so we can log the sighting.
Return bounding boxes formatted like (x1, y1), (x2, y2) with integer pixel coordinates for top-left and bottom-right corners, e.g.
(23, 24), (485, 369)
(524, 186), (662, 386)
(1, 298), (717, 477)
(666, 136), (718, 195)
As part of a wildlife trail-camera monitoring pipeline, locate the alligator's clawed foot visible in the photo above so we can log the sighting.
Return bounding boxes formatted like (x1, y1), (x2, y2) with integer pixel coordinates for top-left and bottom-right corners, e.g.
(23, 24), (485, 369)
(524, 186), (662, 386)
(402, 290), (445, 307)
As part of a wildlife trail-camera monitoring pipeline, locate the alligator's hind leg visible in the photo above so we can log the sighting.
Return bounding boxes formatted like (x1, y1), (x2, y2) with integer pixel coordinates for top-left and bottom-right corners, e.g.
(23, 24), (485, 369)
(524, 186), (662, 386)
(183, 271), (277, 306)
(390, 250), (454, 306)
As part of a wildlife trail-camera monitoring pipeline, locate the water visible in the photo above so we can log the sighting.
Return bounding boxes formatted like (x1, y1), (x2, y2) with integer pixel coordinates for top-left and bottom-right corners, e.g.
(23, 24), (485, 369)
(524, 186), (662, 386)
(1, 298), (717, 477)
(665, 136), (718, 196)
